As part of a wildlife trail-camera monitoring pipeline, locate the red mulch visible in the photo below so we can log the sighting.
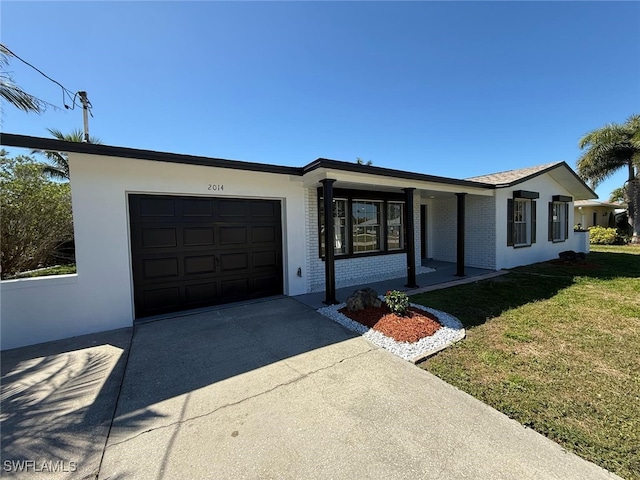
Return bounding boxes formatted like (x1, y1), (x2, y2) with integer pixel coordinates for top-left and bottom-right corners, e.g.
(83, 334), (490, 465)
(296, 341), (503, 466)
(338, 303), (441, 343)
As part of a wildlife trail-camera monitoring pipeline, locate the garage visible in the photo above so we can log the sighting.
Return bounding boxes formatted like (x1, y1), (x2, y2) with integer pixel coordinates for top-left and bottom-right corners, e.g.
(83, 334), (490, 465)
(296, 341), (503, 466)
(129, 194), (283, 318)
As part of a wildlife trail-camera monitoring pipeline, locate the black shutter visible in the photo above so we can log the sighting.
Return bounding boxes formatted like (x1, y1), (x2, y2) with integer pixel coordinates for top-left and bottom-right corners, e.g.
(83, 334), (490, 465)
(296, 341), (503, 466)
(548, 202), (554, 242)
(531, 201), (537, 244)
(565, 203), (569, 240)
(507, 199), (514, 246)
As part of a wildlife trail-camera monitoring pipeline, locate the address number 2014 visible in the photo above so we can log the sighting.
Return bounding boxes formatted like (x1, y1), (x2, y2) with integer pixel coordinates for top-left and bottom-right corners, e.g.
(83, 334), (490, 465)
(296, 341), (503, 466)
(208, 184), (224, 191)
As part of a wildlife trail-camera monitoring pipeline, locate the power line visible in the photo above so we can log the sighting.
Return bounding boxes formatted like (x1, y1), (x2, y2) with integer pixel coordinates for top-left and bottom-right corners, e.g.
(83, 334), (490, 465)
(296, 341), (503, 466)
(1, 44), (91, 114)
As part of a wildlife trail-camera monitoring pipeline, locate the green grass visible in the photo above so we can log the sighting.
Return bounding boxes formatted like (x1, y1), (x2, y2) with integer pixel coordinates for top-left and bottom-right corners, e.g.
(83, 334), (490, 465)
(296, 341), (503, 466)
(12, 264), (77, 278)
(413, 245), (640, 480)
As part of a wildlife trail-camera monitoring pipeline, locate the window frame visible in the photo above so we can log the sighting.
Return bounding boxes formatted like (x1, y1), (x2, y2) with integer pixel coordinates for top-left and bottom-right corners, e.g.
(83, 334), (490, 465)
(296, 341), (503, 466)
(548, 195), (571, 243)
(507, 190), (538, 248)
(319, 197), (348, 257)
(317, 188), (406, 260)
(386, 201), (405, 251)
(351, 199), (383, 253)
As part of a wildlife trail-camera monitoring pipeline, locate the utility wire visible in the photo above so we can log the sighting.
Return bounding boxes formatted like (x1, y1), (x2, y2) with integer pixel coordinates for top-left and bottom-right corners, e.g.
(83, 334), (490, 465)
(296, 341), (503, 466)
(1, 44), (91, 113)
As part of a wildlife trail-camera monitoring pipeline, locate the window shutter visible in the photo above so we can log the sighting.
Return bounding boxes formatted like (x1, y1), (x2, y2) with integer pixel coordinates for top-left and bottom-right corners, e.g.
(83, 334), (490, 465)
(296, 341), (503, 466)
(565, 203), (569, 240)
(548, 202), (554, 242)
(531, 201), (537, 244)
(507, 199), (514, 246)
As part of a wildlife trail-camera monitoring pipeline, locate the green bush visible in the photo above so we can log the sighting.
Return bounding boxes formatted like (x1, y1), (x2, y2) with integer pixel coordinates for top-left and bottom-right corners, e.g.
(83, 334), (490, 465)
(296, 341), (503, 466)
(588, 226), (618, 245)
(385, 290), (409, 316)
(1, 151), (74, 278)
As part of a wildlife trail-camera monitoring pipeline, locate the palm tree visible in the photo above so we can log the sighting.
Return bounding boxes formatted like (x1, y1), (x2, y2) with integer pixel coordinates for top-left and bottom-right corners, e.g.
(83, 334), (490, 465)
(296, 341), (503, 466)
(609, 186), (626, 204)
(0, 44), (46, 113)
(577, 114), (640, 243)
(33, 128), (101, 180)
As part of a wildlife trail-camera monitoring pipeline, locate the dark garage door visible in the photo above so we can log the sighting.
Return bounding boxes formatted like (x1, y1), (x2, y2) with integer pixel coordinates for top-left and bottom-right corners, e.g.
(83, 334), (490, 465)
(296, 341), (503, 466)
(129, 194), (283, 318)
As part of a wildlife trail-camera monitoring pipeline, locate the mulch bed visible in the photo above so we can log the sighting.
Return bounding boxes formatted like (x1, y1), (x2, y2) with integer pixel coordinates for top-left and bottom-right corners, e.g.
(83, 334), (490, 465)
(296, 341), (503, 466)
(338, 303), (442, 343)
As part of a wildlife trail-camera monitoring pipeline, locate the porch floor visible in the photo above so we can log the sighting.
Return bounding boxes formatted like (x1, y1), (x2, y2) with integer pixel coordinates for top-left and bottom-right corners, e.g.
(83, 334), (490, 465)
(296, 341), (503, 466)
(293, 260), (497, 310)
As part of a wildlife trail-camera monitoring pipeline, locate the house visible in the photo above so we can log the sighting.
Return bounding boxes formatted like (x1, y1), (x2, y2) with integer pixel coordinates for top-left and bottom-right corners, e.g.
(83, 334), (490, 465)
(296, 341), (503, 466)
(0, 134), (595, 350)
(574, 200), (623, 229)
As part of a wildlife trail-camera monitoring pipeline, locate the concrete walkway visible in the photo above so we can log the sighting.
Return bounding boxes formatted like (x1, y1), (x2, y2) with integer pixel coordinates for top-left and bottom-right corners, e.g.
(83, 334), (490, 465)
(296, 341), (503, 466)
(1, 297), (620, 479)
(294, 260), (506, 309)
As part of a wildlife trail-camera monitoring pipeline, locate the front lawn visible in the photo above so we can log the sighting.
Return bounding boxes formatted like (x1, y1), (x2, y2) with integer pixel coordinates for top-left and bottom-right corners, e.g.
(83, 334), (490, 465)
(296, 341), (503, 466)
(9, 264), (77, 279)
(413, 245), (640, 480)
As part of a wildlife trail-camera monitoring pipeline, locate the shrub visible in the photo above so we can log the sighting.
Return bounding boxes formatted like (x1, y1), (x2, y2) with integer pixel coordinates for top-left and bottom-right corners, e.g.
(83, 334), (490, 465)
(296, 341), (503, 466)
(588, 226), (618, 245)
(0, 152), (74, 278)
(385, 290), (409, 316)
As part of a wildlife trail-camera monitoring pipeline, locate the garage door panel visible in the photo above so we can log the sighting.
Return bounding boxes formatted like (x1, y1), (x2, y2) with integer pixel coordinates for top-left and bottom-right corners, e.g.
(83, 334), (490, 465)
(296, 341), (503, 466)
(251, 226), (276, 243)
(183, 227), (215, 247)
(141, 228), (178, 249)
(219, 226), (247, 245)
(184, 255), (216, 275)
(142, 286), (181, 311)
(143, 258), (179, 278)
(139, 197), (176, 217)
(252, 250), (278, 268)
(221, 278), (249, 296)
(220, 252), (248, 271)
(130, 194), (282, 318)
(218, 199), (248, 218)
(185, 281), (218, 304)
(251, 201), (277, 218)
(253, 274), (280, 294)
(182, 198), (213, 216)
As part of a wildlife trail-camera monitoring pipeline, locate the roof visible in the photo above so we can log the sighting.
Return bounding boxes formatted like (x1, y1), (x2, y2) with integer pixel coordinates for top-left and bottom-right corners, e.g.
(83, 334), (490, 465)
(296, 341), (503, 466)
(0, 133), (300, 176)
(0, 133), (495, 190)
(466, 161), (598, 200)
(574, 200), (622, 208)
(466, 162), (562, 185)
(0, 133), (596, 198)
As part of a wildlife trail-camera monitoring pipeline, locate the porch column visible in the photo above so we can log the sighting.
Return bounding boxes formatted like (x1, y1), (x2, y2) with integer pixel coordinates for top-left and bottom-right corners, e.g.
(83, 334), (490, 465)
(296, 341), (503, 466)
(456, 193), (467, 277)
(404, 188), (419, 288)
(322, 179), (339, 305)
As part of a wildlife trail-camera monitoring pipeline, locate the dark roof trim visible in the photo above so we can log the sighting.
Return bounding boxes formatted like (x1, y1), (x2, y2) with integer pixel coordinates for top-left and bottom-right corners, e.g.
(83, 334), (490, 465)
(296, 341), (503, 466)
(303, 158), (496, 189)
(0, 133), (302, 176)
(3, 133), (586, 194)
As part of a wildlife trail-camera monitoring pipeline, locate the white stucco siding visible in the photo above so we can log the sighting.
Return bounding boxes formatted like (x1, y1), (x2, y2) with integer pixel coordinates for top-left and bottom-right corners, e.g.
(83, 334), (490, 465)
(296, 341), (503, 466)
(495, 174), (585, 270)
(1, 154), (307, 349)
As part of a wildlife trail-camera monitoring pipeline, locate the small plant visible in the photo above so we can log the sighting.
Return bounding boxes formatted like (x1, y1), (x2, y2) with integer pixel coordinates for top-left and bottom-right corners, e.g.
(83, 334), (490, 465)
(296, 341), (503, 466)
(385, 290), (409, 316)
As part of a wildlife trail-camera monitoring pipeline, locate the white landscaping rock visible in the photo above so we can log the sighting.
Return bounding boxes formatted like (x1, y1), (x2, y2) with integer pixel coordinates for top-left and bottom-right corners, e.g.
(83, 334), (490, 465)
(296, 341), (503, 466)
(318, 299), (465, 363)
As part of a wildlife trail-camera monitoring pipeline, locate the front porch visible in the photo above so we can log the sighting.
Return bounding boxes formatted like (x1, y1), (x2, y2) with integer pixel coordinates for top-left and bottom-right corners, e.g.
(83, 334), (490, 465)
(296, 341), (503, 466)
(294, 260), (501, 310)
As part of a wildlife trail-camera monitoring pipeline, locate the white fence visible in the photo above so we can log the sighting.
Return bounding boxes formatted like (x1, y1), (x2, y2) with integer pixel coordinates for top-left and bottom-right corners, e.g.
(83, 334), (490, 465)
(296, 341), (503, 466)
(1, 275), (129, 351)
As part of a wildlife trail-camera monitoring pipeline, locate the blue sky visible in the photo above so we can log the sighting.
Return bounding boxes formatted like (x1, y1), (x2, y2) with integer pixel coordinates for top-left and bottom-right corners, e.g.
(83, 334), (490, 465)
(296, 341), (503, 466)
(2, 1), (639, 199)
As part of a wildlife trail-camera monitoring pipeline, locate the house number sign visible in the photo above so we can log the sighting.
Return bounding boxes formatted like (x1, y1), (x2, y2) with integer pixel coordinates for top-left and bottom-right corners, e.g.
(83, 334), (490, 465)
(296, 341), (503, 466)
(208, 184), (224, 191)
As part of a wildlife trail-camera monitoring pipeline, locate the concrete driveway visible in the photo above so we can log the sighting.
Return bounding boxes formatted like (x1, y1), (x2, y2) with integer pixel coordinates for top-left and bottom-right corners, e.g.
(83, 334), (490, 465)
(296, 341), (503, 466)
(1, 297), (620, 479)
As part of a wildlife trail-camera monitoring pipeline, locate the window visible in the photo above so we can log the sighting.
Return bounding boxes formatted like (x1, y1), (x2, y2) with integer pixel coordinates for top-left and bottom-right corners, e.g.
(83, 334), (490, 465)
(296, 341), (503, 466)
(387, 202), (404, 250)
(514, 199), (531, 246)
(507, 191), (538, 247)
(318, 190), (405, 258)
(548, 196), (570, 242)
(319, 198), (347, 256)
(352, 200), (382, 253)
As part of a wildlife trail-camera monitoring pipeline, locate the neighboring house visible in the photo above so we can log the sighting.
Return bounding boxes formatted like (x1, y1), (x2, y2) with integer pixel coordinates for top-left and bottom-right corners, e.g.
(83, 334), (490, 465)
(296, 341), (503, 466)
(0, 134), (595, 349)
(573, 200), (623, 229)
